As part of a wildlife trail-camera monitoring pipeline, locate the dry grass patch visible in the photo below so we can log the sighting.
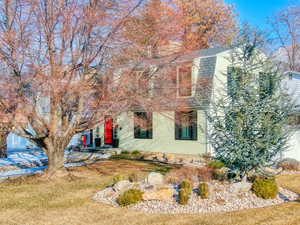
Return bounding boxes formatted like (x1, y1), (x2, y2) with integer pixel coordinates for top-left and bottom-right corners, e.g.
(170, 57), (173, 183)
(0, 161), (300, 225)
(277, 174), (300, 196)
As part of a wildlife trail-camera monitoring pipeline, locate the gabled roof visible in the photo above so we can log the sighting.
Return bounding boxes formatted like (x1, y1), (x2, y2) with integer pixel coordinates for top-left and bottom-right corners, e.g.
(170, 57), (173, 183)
(120, 47), (229, 68)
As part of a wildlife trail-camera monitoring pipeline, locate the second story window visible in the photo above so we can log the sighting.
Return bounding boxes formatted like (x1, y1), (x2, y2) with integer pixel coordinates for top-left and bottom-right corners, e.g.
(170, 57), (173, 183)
(178, 66), (192, 97)
(135, 70), (150, 96)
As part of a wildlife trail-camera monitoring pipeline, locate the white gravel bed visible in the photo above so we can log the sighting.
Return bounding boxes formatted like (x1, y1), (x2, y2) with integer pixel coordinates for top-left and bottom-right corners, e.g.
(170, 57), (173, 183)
(93, 182), (299, 214)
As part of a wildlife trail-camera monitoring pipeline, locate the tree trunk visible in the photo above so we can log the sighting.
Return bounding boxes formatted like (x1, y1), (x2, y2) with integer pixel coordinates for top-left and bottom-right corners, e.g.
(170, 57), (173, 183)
(44, 139), (67, 176)
(0, 132), (8, 158)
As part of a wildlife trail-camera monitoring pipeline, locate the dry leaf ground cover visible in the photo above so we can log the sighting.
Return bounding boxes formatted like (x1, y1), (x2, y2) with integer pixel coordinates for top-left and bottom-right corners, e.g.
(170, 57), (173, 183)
(0, 160), (300, 225)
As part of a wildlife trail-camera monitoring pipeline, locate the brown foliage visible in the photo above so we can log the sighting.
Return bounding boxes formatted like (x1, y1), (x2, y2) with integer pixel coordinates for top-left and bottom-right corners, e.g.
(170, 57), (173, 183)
(0, 0), (236, 172)
(121, 0), (237, 58)
(165, 165), (213, 184)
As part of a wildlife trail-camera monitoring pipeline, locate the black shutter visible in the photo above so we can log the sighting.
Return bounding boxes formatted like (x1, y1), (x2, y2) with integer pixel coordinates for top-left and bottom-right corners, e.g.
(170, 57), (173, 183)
(148, 112), (153, 139)
(175, 111), (181, 140)
(191, 111), (198, 140)
(134, 112), (139, 138)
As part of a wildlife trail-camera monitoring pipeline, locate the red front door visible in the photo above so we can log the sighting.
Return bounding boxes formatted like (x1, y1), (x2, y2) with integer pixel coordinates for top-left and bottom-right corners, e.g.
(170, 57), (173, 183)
(104, 116), (113, 145)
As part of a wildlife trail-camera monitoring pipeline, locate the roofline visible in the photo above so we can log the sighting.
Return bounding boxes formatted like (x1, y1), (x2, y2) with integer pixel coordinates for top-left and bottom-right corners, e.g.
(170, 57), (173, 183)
(284, 71), (300, 76)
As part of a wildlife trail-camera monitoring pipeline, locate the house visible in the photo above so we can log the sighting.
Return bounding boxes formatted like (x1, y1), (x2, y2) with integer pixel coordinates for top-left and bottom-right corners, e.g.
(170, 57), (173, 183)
(6, 46), (300, 162)
(86, 47), (230, 156)
(282, 71), (300, 160)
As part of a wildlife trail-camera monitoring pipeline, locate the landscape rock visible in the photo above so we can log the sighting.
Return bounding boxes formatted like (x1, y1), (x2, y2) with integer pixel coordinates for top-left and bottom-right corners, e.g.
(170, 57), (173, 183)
(93, 180), (299, 214)
(261, 167), (283, 176)
(146, 172), (164, 186)
(229, 182), (252, 194)
(143, 152), (164, 162)
(113, 180), (133, 193)
(143, 186), (175, 202)
(164, 154), (179, 164)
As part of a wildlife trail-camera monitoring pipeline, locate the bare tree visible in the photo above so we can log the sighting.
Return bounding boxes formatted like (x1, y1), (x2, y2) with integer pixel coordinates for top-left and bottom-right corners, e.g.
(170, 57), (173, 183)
(0, 0), (236, 176)
(0, 0), (150, 175)
(272, 2), (300, 72)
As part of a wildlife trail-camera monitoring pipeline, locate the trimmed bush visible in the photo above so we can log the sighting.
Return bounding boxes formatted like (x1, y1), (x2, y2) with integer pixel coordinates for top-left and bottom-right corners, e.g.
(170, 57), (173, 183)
(110, 150), (143, 160)
(212, 168), (227, 181)
(201, 152), (212, 162)
(252, 178), (278, 199)
(121, 150), (130, 154)
(132, 150), (141, 155)
(179, 189), (190, 205)
(117, 189), (144, 206)
(128, 173), (139, 183)
(112, 174), (125, 184)
(181, 179), (193, 194)
(208, 160), (225, 169)
(198, 183), (209, 199)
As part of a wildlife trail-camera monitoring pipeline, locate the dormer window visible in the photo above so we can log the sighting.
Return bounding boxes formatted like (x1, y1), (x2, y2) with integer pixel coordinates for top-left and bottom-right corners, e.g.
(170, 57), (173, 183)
(178, 66), (192, 97)
(135, 70), (150, 96)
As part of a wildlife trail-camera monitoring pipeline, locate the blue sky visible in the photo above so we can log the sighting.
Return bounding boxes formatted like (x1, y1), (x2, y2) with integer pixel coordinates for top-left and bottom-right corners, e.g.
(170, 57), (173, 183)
(225, 0), (291, 29)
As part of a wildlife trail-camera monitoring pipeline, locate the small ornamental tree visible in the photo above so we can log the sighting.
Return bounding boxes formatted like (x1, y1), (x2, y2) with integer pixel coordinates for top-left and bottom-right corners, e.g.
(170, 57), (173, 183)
(207, 28), (293, 181)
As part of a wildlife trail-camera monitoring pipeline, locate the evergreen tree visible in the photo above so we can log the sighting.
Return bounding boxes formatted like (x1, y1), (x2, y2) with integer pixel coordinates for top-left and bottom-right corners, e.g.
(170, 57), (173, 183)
(207, 29), (292, 180)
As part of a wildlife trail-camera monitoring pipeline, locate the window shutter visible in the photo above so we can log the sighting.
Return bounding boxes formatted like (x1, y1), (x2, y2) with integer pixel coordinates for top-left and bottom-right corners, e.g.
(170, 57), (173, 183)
(259, 72), (275, 99)
(191, 111), (198, 140)
(148, 112), (153, 139)
(134, 113), (139, 138)
(175, 112), (180, 140)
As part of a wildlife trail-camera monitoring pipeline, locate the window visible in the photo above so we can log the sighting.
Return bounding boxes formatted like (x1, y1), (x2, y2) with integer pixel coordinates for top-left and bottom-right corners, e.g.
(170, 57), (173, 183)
(134, 112), (153, 139)
(135, 70), (150, 96)
(178, 66), (192, 97)
(175, 111), (197, 140)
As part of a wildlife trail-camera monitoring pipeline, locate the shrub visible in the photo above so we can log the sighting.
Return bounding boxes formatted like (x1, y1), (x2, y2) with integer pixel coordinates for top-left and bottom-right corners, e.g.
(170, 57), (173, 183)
(198, 183), (209, 199)
(181, 179), (193, 194)
(110, 153), (132, 160)
(121, 150), (130, 154)
(117, 189), (144, 206)
(131, 150), (141, 155)
(278, 158), (300, 171)
(208, 160), (225, 169)
(212, 168), (227, 181)
(178, 189), (190, 205)
(197, 166), (214, 182)
(128, 173), (139, 183)
(201, 152), (212, 162)
(164, 166), (213, 184)
(112, 174), (125, 184)
(252, 178), (279, 199)
(110, 150), (143, 160)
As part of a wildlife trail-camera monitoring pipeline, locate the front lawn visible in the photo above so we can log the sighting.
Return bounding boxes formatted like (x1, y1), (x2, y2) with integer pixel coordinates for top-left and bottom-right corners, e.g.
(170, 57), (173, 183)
(0, 160), (299, 225)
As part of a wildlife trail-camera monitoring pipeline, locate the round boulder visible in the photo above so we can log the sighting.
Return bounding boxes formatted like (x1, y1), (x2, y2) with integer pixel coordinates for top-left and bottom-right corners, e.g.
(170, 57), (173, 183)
(146, 172), (164, 186)
(113, 180), (133, 193)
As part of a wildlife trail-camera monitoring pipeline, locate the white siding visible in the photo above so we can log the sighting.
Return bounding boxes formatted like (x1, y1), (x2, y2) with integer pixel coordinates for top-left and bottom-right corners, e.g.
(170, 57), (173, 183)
(285, 129), (300, 161)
